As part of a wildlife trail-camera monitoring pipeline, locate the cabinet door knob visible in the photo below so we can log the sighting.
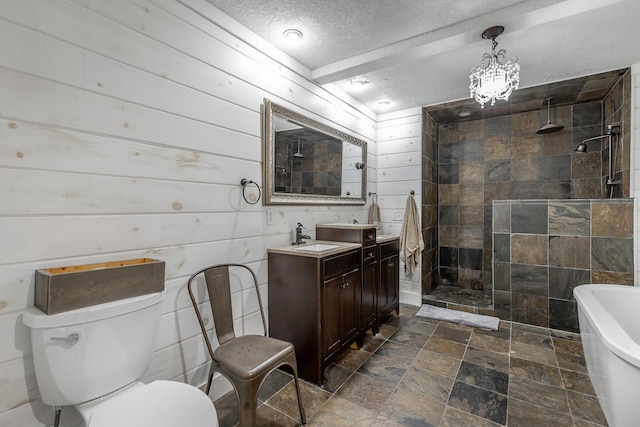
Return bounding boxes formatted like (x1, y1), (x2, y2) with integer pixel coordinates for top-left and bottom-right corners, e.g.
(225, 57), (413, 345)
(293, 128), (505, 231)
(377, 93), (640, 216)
(367, 234), (374, 239)
(340, 282), (349, 288)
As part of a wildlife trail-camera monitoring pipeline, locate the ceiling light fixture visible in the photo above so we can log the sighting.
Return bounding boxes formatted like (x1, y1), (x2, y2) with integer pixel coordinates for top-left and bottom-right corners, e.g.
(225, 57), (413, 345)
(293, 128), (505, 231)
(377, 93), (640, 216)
(282, 28), (303, 41)
(469, 26), (519, 108)
(350, 77), (370, 86)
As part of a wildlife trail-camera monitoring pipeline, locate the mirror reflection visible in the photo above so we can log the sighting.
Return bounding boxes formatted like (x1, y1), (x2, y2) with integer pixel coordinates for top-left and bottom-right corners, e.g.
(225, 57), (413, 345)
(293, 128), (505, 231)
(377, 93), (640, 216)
(263, 99), (367, 205)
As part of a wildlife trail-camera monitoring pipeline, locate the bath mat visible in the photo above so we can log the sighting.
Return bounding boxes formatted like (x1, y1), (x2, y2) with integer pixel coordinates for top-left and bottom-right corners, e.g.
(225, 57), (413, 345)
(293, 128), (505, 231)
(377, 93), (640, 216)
(415, 304), (499, 331)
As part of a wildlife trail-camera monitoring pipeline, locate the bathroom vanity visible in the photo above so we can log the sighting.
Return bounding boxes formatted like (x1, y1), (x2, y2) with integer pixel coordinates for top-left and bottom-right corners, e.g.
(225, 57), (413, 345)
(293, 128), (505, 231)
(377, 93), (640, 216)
(267, 241), (362, 384)
(267, 225), (399, 385)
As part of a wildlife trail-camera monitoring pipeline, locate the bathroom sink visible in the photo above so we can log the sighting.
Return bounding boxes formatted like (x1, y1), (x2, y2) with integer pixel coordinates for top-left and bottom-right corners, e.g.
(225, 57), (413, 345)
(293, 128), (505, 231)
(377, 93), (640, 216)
(293, 244), (340, 252)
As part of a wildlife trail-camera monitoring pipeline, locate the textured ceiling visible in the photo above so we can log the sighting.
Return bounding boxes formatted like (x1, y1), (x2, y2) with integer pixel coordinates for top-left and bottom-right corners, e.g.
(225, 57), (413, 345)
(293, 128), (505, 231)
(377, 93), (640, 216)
(206, 0), (640, 114)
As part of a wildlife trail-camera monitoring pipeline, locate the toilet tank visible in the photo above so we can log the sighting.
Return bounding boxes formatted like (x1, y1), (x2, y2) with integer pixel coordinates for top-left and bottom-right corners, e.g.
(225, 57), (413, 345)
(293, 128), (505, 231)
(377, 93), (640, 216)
(23, 292), (164, 406)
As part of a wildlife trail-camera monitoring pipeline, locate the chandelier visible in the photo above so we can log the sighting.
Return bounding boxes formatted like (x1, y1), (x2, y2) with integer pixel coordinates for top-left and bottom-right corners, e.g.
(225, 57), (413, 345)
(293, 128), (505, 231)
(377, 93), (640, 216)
(469, 26), (519, 108)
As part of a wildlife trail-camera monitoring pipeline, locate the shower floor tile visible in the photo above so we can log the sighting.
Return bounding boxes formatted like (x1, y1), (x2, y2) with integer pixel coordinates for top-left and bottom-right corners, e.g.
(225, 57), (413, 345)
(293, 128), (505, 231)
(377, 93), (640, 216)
(213, 304), (609, 427)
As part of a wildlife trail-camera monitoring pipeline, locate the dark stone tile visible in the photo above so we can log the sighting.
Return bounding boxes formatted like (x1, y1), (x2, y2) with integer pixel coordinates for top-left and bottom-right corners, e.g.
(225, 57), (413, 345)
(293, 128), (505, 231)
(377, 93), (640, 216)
(573, 101), (602, 128)
(335, 372), (395, 413)
(592, 200), (634, 237)
(413, 349), (461, 379)
(439, 122), (460, 144)
(440, 406), (502, 427)
(439, 205), (459, 226)
(549, 267), (590, 300)
(439, 142), (460, 164)
(552, 337), (584, 356)
(484, 182), (510, 204)
(463, 346), (510, 373)
(538, 180), (571, 198)
(439, 184), (459, 205)
(560, 369), (596, 395)
(549, 236), (590, 269)
(492, 203), (510, 232)
(508, 376), (569, 413)
(566, 389), (608, 425)
(439, 226), (458, 248)
(424, 336), (467, 359)
(556, 351), (588, 374)
(510, 357), (563, 387)
(548, 201), (591, 236)
(459, 248), (483, 270)
(483, 204), (492, 228)
(591, 270), (634, 285)
(459, 139), (484, 163)
(400, 317), (439, 335)
(440, 247), (458, 268)
(591, 237), (634, 273)
(485, 159), (510, 182)
(493, 291), (511, 321)
(448, 380), (507, 425)
(493, 262), (510, 291)
(511, 328), (554, 350)
(399, 366), (454, 403)
(381, 387), (446, 427)
(458, 226), (483, 249)
(389, 328), (431, 348)
(459, 204), (484, 226)
(439, 162), (459, 184)
(511, 293), (549, 327)
(540, 155), (572, 180)
(571, 178), (602, 199)
(375, 341), (420, 364)
(572, 151), (601, 179)
(493, 233), (510, 262)
(460, 162), (484, 185)
(485, 115), (512, 136)
(511, 264), (549, 296)
(357, 353), (409, 387)
(510, 156), (540, 182)
(459, 184), (484, 205)
(511, 234), (547, 265)
(549, 299), (579, 332)
(510, 341), (558, 366)
(321, 363), (354, 393)
(439, 267), (459, 285)
(507, 398), (573, 427)
(432, 324), (472, 344)
(510, 180), (540, 199)
(456, 361), (508, 394)
(512, 202), (548, 234)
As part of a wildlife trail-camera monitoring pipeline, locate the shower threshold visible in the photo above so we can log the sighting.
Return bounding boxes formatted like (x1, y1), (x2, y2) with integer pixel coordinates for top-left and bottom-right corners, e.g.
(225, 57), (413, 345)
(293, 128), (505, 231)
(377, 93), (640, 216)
(423, 284), (493, 312)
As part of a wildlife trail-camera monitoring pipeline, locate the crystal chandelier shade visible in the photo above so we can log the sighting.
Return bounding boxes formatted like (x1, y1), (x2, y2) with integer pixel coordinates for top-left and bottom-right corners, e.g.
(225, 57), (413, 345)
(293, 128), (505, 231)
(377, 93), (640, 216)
(469, 26), (519, 108)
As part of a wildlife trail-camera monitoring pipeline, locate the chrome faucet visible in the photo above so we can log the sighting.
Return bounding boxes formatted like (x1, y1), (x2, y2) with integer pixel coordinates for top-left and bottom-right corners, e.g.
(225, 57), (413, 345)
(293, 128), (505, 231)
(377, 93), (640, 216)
(293, 222), (311, 245)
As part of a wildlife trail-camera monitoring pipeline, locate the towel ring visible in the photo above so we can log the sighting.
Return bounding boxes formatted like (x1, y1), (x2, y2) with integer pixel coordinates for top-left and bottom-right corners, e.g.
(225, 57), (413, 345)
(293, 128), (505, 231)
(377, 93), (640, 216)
(240, 178), (261, 205)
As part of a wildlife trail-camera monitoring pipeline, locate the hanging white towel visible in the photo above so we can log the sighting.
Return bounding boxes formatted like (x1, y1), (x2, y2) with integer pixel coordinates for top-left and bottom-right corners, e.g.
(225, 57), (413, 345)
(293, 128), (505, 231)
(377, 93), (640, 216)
(399, 194), (424, 276)
(367, 202), (381, 229)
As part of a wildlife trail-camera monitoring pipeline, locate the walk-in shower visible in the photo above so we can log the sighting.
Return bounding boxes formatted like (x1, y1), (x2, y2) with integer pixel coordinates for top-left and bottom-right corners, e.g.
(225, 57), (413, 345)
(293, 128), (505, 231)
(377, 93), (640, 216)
(574, 122), (622, 187)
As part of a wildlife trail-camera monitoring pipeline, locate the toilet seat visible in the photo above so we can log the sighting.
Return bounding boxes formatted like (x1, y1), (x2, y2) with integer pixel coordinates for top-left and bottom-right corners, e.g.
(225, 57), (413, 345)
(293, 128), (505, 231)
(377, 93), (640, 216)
(85, 380), (218, 427)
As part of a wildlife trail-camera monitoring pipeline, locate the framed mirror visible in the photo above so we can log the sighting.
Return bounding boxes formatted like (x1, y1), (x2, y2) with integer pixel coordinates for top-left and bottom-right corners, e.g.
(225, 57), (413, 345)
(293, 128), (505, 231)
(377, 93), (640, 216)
(262, 99), (367, 205)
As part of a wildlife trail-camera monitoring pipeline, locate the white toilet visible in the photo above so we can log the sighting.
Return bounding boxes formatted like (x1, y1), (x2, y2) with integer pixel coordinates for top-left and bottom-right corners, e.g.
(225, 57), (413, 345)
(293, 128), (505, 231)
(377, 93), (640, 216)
(22, 291), (218, 427)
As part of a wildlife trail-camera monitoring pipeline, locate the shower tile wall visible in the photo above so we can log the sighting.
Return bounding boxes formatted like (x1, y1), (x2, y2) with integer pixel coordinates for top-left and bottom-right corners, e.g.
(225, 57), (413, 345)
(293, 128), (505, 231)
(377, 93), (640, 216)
(436, 101), (605, 292)
(493, 199), (634, 332)
(421, 110), (439, 295)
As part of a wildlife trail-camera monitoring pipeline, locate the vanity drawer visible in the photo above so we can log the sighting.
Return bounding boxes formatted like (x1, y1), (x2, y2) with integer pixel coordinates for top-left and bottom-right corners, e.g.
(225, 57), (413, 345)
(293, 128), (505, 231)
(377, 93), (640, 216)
(362, 246), (377, 265)
(323, 250), (360, 278)
(379, 239), (400, 258)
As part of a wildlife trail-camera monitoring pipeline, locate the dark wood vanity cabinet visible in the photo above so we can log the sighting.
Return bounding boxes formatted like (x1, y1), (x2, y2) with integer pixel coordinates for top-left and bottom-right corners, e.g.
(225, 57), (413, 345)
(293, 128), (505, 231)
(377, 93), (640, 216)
(378, 239), (400, 321)
(268, 248), (361, 385)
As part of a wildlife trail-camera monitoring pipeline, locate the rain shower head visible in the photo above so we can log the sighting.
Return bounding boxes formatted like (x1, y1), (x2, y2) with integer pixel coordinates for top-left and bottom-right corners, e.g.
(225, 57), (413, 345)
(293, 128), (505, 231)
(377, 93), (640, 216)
(293, 138), (304, 158)
(536, 98), (565, 134)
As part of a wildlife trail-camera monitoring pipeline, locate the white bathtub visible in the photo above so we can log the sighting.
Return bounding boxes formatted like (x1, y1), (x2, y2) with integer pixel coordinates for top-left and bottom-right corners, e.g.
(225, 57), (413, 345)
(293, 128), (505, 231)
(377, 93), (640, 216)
(574, 284), (640, 427)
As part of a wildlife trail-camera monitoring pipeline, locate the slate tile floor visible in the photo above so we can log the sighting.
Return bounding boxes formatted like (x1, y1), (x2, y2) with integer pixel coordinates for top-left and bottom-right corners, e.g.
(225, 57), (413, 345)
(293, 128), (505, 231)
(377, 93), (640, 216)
(213, 304), (608, 426)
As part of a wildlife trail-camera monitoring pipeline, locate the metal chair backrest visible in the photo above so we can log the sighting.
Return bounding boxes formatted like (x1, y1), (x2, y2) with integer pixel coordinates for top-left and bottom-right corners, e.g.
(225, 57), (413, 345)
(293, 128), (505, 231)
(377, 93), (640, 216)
(187, 263), (268, 351)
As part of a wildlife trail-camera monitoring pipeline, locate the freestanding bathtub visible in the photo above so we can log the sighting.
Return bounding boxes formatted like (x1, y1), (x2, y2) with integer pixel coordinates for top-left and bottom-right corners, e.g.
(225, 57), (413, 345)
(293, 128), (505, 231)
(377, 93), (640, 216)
(574, 284), (640, 427)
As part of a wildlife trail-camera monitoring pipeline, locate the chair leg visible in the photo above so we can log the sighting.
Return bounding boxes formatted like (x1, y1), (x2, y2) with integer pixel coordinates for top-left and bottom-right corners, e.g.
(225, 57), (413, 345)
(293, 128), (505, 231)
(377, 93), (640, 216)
(205, 368), (215, 395)
(236, 382), (259, 427)
(292, 370), (306, 425)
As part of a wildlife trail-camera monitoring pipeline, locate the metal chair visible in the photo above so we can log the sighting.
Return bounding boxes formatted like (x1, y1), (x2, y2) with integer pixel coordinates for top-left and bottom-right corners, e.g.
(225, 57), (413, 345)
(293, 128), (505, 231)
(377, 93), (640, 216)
(187, 263), (306, 426)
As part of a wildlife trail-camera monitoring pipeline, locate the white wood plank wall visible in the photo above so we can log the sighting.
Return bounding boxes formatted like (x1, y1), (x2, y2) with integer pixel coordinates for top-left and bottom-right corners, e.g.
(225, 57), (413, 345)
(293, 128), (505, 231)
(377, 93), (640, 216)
(0, 0), (378, 425)
(376, 108), (424, 306)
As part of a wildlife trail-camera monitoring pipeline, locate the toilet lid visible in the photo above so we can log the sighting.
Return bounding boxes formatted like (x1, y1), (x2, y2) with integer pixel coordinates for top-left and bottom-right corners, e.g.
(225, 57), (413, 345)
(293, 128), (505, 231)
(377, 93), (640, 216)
(87, 380), (218, 427)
